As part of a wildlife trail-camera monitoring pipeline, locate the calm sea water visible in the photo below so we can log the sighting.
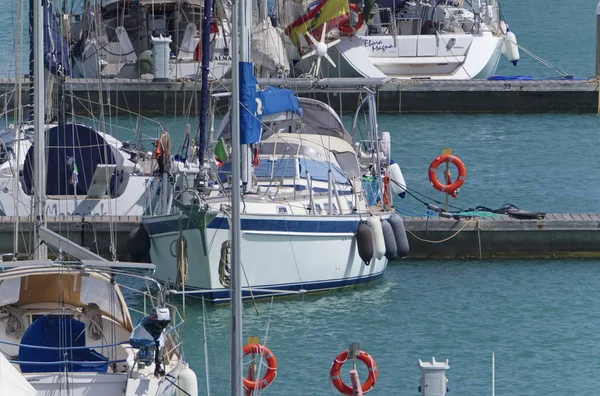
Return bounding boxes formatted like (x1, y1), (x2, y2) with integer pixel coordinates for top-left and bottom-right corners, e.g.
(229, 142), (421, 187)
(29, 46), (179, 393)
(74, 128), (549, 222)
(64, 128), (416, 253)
(2, 1), (600, 395)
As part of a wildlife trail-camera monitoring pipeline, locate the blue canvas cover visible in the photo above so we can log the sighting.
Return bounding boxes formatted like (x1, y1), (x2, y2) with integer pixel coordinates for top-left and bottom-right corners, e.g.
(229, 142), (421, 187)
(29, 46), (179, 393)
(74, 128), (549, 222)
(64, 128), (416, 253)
(19, 316), (108, 373)
(238, 62), (303, 145)
(43, 1), (71, 76)
(239, 62), (262, 145)
(260, 86), (302, 117)
(23, 124), (117, 196)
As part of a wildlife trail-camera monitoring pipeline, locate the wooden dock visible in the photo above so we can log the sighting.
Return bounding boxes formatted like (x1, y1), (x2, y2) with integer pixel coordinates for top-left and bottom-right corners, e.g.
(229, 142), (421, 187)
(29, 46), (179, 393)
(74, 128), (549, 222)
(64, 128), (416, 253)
(1, 213), (600, 260)
(0, 77), (598, 114)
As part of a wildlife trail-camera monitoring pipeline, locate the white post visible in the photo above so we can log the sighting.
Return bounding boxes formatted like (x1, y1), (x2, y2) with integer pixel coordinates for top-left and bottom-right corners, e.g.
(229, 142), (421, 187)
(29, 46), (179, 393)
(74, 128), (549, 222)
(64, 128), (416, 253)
(492, 352), (495, 396)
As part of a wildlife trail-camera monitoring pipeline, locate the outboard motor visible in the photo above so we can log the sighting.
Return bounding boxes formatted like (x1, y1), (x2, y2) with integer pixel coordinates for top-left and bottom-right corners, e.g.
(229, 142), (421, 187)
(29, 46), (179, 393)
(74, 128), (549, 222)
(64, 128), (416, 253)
(129, 307), (171, 376)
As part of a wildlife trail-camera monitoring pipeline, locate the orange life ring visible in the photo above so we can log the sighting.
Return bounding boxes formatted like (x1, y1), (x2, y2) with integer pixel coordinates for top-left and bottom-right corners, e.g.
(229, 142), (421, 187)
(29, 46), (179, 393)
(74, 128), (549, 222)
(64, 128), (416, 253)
(330, 350), (378, 394)
(428, 154), (466, 195)
(338, 4), (364, 35)
(242, 344), (277, 391)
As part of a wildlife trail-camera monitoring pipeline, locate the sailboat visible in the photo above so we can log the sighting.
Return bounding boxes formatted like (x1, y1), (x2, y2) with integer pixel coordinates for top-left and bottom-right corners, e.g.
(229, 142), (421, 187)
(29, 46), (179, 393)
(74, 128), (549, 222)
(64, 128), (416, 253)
(137, 0), (410, 305)
(283, 0), (520, 80)
(0, 0), (198, 393)
(0, 0), (182, 218)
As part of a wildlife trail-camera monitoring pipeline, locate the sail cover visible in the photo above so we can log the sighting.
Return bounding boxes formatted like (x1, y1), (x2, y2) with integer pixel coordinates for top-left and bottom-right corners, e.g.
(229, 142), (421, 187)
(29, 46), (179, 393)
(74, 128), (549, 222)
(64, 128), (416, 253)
(239, 62), (302, 145)
(23, 124), (117, 196)
(19, 316), (108, 373)
(43, 1), (71, 76)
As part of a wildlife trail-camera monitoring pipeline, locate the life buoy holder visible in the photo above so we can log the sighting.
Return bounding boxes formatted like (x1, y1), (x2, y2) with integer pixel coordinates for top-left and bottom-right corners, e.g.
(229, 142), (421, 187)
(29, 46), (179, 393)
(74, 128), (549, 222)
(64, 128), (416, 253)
(338, 4), (364, 35)
(242, 344), (277, 391)
(330, 350), (378, 394)
(428, 154), (466, 196)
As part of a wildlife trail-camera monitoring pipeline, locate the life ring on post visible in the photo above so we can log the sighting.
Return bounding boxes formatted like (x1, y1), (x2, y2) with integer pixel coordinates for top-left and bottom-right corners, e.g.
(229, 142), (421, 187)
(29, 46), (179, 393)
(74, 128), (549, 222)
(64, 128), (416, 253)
(338, 3), (364, 35)
(330, 350), (378, 394)
(242, 344), (277, 391)
(428, 154), (466, 196)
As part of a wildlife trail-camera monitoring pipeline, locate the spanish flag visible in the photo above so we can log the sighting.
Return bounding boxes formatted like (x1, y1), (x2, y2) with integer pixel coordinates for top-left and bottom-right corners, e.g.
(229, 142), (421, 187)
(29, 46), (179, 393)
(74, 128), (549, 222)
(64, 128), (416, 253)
(284, 0), (350, 48)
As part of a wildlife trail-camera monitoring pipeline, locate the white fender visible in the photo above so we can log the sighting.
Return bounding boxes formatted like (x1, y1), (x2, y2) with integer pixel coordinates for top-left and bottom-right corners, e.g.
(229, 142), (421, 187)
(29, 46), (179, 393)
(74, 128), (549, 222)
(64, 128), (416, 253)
(176, 365), (199, 396)
(388, 160), (407, 197)
(504, 31), (520, 65)
(367, 216), (385, 260)
(380, 131), (391, 161)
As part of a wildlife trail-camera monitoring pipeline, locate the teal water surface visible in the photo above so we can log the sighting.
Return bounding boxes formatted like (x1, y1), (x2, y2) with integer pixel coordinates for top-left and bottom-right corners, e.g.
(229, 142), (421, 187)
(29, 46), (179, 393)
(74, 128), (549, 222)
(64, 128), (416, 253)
(146, 259), (600, 396)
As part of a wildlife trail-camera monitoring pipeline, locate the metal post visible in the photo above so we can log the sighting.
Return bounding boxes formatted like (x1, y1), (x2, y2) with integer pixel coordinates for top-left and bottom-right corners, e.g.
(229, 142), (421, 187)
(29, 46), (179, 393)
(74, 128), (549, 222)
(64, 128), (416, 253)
(33, 0), (47, 260)
(492, 352), (495, 396)
(596, 1), (600, 76)
(230, 0), (243, 394)
(240, 0), (252, 192)
(327, 170), (333, 215)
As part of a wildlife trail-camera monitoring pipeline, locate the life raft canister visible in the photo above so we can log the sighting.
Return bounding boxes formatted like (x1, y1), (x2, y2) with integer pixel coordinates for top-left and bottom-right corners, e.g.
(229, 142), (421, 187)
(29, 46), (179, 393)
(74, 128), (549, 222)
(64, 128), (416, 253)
(338, 3), (364, 35)
(330, 349), (378, 394)
(242, 344), (277, 391)
(428, 154), (466, 196)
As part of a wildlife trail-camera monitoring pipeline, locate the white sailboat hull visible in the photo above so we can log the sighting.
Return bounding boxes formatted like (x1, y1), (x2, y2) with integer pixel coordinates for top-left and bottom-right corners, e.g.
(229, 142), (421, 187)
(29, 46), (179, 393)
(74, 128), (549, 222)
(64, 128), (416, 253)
(294, 32), (504, 80)
(0, 177), (152, 217)
(144, 212), (388, 302)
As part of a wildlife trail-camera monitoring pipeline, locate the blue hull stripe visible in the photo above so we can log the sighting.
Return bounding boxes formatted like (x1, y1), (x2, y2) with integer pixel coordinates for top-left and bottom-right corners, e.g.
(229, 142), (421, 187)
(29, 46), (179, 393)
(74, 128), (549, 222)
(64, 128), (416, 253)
(208, 217), (360, 233)
(145, 216), (362, 235)
(163, 273), (384, 302)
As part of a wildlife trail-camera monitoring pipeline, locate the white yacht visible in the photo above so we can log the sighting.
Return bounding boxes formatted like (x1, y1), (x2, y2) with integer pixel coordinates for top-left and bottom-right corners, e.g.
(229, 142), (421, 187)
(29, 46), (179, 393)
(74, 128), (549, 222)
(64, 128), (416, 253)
(140, 85), (409, 302)
(283, 0), (520, 79)
(0, 122), (172, 217)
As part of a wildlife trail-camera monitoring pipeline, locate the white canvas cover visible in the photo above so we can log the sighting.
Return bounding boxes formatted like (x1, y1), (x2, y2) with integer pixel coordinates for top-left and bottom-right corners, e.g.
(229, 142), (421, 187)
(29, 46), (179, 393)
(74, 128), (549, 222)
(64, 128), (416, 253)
(0, 353), (35, 395)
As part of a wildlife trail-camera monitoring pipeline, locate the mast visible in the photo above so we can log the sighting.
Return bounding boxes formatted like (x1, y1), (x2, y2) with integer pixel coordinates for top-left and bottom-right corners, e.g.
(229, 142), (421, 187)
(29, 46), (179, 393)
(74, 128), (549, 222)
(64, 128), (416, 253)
(33, 0), (47, 260)
(239, 0), (252, 191)
(230, 0), (243, 394)
(198, 0), (212, 164)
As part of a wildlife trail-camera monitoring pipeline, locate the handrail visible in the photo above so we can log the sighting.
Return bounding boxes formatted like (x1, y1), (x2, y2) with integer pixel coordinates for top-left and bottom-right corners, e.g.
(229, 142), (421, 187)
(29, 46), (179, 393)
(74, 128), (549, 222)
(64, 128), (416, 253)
(11, 359), (127, 366)
(0, 339), (129, 350)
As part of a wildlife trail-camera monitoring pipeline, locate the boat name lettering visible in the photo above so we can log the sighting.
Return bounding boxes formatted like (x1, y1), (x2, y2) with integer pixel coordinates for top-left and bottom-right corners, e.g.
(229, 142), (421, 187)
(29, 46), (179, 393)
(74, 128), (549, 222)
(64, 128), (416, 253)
(364, 40), (394, 53)
(214, 55), (232, 61)
(46, 203), (108, 216)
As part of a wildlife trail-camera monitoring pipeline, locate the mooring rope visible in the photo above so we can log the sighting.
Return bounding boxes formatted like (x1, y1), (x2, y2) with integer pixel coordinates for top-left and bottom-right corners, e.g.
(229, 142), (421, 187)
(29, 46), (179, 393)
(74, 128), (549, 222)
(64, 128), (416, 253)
(405, 218), (475, 244)
(82, 303), (103, 341)
(1, 305), (24, 338)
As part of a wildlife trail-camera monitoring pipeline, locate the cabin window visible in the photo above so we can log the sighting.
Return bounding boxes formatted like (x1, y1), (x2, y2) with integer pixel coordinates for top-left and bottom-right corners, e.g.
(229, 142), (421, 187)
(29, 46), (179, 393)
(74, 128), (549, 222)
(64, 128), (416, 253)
(276, 206), (288, 214)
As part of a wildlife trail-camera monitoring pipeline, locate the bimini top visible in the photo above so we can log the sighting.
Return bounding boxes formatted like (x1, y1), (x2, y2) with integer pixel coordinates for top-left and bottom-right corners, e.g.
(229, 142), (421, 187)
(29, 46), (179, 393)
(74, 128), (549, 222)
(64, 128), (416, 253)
(215, 97), (352, 145)
(0, 267), (132, 331)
